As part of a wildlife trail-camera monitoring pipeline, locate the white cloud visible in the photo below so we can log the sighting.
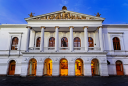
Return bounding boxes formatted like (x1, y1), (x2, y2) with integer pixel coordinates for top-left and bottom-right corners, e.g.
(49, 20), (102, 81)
(123, 3), (128, 6)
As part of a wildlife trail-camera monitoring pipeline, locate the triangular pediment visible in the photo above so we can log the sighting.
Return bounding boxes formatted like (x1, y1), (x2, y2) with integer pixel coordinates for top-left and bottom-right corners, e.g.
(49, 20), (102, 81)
(25, 10), (105, 21)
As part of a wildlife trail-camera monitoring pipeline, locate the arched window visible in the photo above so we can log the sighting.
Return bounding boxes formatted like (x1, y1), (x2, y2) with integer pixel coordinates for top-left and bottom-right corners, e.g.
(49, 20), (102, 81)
(36, 37), (41, 47)
(74, 37), (81, 50)
(11, 37), (18, 50)
(88, 37), (94, 47)
(113, 37), (121, 50)
(61, 37), (68, 47)
(74, 37), (81, 47)
(49, 37), (55, 47)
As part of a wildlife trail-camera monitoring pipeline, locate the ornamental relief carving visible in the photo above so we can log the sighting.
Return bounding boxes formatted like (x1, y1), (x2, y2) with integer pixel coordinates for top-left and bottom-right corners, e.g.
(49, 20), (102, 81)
(32, 11), (90, 20)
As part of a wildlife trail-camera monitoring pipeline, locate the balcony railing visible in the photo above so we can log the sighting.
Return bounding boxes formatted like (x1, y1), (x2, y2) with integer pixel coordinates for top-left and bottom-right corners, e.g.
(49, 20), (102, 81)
(27, 47), (101, 52)
(88, 47), (101, 51)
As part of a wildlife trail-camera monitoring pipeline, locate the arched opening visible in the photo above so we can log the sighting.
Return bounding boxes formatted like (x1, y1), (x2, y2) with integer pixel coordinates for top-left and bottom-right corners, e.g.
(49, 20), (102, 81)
(49, 37), (55, 50)
(88, 37), (94, 47)
(74, 37), (81, 50)
(113, 37), (121, 50)
(75, 58), (83, 76)
(11, 37), (18, 50)
(61, 37), (68, 47)
(116, 60), (124, 75)
(60, 58), (68, 76)
(28, 58), (37, 76)
(36, 37), (41, 47)
(8, 60), (16, 75)
(91, 59), (99, 76)
(43, 58), (52, 76)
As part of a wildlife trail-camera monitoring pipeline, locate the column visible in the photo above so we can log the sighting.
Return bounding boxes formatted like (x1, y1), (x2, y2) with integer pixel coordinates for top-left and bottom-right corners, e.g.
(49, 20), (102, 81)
(69, 26), (74, 52)
(99, 26), (104, 51)
(26, 26), (31, 52)
(55, 26), (59, 52)
(68, 61), (75, 76)
(52, 61), (59, 76)
(84, 26), (88, 51)
(36, 62), (44, 76)
(84, 62), (92, 76)
(40, 26), (45, 52)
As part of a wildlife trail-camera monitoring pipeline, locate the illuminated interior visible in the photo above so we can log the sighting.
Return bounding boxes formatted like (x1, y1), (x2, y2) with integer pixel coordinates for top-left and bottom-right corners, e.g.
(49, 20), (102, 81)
(28, 58), (37, 76)
(75, 59), (83, 76)
(8, 60), (16, 75)
(91, 59), (99, 76)
(60, 58), (68, 76)
(44, 58), (52, 76)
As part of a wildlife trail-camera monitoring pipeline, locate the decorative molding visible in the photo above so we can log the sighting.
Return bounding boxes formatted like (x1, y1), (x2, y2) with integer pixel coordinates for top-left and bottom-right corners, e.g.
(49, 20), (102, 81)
(40, 26), (45, 29)
(9, 32), (23, 34)
(55, 26), (59, 29)
(108, 32), (124, 34)
(26, 26), (32, 29)
(69, 26), (74, 29)
(83, 26), (88, 29)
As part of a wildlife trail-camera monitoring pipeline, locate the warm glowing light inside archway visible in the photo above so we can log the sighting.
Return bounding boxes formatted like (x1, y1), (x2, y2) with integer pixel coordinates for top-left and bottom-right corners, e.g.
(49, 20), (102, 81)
(60, 59), (68, 76)
(44, 59), (52, 76)
(75, 59), (83, 76)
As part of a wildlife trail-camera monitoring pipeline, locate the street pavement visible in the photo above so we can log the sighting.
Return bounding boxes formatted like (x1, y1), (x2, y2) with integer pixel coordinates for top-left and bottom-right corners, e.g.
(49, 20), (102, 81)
(0, 76), (128, 86)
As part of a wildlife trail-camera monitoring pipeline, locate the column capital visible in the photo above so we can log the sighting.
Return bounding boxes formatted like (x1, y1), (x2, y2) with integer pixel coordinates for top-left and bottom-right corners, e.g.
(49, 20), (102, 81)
(69, 26), (74, 29)
(83, 26), (88, 29)
(40, 26), (45, 29)
(26, 26), (32, 29)
(55, 26), (59, 29)
(97, 26), (103, 29)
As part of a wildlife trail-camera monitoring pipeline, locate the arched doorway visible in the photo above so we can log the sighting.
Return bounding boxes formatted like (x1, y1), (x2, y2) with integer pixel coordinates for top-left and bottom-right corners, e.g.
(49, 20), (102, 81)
(43, 58), (52, 76)
(75, 59), (83, 76)
(60, 58), (68, 76)
(91, 59), (99, 76)
(8, 60), (16, 75)
(116, 61), (124, 75)
(28, 58), (37, 76)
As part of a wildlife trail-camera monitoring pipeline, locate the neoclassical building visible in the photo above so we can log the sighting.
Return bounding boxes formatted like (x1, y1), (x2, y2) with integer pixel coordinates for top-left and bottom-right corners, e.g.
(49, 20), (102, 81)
(0, 6), (128, 77)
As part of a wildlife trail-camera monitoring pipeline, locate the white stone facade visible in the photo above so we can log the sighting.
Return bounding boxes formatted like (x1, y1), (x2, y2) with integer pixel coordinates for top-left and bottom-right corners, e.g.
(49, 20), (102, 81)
(0, 8), (128, 77)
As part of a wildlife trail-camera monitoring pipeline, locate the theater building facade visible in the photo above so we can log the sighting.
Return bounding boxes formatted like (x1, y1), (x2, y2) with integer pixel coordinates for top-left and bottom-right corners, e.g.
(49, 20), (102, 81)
(0, 6), (128, 77)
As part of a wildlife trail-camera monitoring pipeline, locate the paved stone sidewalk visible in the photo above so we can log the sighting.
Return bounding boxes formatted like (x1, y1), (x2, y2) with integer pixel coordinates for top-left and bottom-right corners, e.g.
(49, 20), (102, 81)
(0, 76), (128, 86)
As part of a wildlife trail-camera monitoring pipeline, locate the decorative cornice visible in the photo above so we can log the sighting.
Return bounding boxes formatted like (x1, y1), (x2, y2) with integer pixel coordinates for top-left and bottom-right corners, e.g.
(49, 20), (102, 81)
(69, 26), (74, 29)
(83, 26), (88, 29)
(55, 26), (59, 29)
(40, 26), (45, 29)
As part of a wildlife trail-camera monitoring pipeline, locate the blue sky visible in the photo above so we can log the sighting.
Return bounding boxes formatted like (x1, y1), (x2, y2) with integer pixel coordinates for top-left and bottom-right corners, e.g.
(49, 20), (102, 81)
(0, 0), (128, 24)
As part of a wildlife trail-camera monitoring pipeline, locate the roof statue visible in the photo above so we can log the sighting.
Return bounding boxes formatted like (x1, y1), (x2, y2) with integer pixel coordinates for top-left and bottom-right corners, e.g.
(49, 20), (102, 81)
(95, 12), (101, 17)
(62, 6), (67, 10)
(28, 12), (35, 17)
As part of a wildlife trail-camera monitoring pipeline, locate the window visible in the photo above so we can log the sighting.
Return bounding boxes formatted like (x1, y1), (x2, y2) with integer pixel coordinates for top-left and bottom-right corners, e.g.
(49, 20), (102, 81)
(61, 37), (68, 47)
(74, 37), (81, 47)
(88, 37), (94, 47)
(49, 37), (55, 47)
(113, 37), (121, 50)
(74, 37), (81, 50)
(36, 37), (41, 47)
(11, 37), (18, 50)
